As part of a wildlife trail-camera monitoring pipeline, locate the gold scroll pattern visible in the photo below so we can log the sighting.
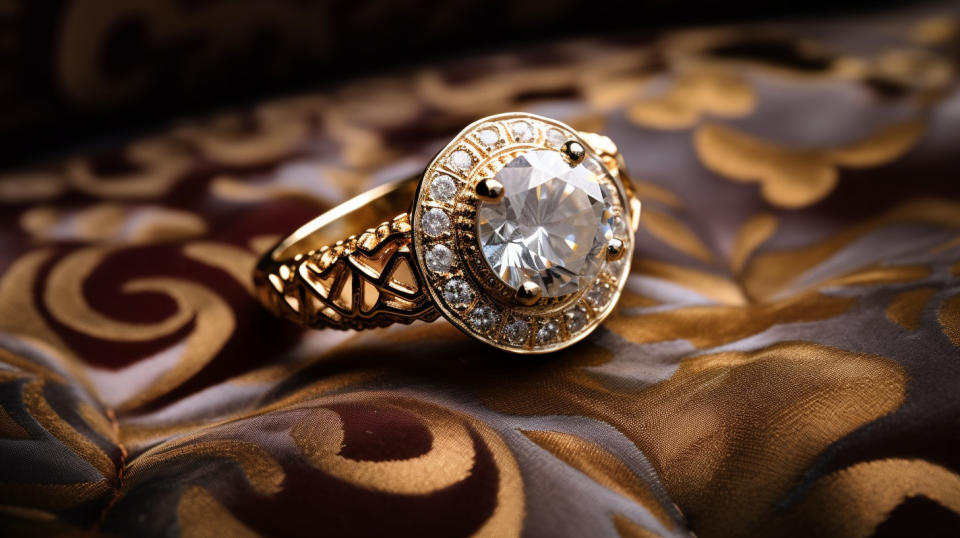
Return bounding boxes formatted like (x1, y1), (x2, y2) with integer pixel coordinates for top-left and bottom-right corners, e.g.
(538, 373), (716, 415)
(0, 6), (959, 537)
(694, 120), (927, 208)
(124, 393), (523, 537)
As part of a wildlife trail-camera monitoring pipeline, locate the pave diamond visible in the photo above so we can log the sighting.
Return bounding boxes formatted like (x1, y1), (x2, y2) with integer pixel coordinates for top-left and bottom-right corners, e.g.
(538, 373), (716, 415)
(478, 128), (500, 146)
(546, 128), (566, 147)
(443, 278), (474, 308)
(477, 150), (614, 296)
(449, 150), (473, 171)
(430, 175), (457, 202)
(422, 209), (450, 237)
(536, 320), (560, 344)
(425, 244), (452, 273)
(511, 121), (535, 142)
(469, 305), (499, 332)
(564, 307), (587, 333)
(586, 282), (612, 308)
(503, 319), (529, 345)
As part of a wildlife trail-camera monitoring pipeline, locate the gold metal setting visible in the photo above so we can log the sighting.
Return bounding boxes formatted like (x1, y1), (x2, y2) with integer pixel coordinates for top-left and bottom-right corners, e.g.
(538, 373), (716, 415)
(606, 238), (626, 262)
(516, 281), (542, 306)
(475, 178), (505, 202)
(253, 181), (437, 330)
(255, 112), (641, 354)
(560, 140), (586, 164)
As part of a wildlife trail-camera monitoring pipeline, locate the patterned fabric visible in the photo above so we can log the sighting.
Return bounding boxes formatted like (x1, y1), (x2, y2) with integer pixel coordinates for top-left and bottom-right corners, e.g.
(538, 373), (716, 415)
(1, 5), (960, 537)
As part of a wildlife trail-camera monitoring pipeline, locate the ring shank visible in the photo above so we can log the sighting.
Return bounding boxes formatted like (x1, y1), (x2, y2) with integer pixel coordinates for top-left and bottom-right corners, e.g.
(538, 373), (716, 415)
(271, 176), (419, 260)
(254, 174), (438, 330)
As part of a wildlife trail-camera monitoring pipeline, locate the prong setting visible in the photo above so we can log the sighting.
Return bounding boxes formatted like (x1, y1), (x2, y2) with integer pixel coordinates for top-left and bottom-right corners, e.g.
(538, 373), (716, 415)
(412, 113), (635, 353)
(475, 178), (505, 202)
(561, 140), (586, 165)
(606, 238), (626, 261)
(516, 281), (542, 305)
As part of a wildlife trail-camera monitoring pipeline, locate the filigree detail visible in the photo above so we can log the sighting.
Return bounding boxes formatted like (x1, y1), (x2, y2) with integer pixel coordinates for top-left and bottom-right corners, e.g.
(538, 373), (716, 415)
(256, 213), (439, 330)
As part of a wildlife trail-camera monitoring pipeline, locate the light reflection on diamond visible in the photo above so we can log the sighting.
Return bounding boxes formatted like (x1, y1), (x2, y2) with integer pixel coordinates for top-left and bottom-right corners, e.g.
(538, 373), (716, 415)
(422, 209), (450, 237)
(478, 150), (613, 297)
(503, 318), (530, 345)
(430, 175), (457, 202)
(449, 150), (473, 171)
(469, 305), (499, 332)
(478, 128), (499, 146)
(546, 128), (566, 147)
(564, 308), (587, 333)
(425, 244), (452, 273)
(443, 278), (474, 308)
(536, 320), (560, 344)
(586, 283), (612, 308)
(511, 121), (535, 142)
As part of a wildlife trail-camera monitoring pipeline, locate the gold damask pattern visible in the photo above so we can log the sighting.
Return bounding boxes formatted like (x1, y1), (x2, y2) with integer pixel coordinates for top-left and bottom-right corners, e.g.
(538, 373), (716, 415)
(1, 5), (960, 538)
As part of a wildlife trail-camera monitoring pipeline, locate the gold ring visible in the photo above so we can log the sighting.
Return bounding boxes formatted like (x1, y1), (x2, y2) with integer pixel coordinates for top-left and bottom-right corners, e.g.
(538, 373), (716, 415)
(254, 112), (641, 354)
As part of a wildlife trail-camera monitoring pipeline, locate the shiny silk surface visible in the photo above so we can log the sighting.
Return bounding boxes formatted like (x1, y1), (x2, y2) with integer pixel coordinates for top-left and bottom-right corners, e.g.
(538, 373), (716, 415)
(2, 5), (960, 538)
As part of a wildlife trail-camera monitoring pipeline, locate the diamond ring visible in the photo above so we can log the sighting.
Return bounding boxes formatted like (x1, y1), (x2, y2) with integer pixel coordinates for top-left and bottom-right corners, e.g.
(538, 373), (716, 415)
(254, 112), (640, 353)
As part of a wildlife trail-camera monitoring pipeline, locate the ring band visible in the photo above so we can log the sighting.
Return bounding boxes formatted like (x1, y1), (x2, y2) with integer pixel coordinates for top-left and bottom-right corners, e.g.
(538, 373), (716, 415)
(254, 177), (438, 330)
(254, 112), (640, 353)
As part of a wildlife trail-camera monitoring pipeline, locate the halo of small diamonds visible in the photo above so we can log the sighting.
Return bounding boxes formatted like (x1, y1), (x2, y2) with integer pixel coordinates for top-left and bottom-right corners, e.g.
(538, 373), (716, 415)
(469, 305), (499, 332)
(411, 113), (635, 353)
(448, 149), (474, 172)
(429, 175), (457, 202)
(421, 209), (450, 237)
(443, 278), (475, 309)
(425, 244), (452, 273)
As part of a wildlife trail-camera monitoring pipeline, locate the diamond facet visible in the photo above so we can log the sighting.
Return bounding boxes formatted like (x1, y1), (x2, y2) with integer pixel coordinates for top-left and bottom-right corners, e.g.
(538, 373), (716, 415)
(443, 278), (474, 308)
(469, 305), (499, 332)
(546, 128), (566, 147)
(477, 150), (614, 297)
(586, 282), (612, 308)
(503, 319), (529, 345)
(425, 244), (452, 273)
(536, 320), (560, 344)
(422, 209), (450, 237)
(564, 308), (587, 333)
(449, 150), (473, 171)
(478, 128), (500, 146)
(511, 121), (534, 142)
(430, 175), (457, 202)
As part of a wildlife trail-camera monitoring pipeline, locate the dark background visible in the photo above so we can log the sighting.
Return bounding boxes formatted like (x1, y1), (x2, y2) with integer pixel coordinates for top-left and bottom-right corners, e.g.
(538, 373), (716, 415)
(0, 0), (909, 167)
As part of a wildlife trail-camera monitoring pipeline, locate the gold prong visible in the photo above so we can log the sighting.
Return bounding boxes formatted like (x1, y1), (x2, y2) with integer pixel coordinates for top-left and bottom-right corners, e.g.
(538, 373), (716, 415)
(475, 178), (505, 202)
(561, 140), (586, 165)
(606, 238), (626, 261)
(515, 281), (541, 305)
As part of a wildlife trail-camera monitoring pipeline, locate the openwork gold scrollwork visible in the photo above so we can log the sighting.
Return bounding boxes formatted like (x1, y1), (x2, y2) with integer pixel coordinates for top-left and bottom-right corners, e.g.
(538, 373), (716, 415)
(255, 213), (439, 330)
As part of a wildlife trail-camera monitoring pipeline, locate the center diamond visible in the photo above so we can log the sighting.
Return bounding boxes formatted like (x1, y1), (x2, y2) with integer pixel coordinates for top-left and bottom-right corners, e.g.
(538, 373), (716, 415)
(478, 149), (613, 297)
